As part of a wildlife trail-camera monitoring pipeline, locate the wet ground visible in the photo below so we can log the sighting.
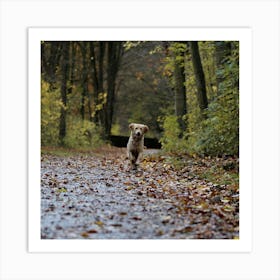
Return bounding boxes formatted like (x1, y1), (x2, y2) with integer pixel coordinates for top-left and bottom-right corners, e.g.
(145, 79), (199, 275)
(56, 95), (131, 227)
(41, 147), (239, 239)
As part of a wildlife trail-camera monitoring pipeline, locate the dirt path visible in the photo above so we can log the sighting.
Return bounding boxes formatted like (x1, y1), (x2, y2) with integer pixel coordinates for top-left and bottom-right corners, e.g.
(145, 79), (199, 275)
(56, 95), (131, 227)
(41, 147), (239, 239)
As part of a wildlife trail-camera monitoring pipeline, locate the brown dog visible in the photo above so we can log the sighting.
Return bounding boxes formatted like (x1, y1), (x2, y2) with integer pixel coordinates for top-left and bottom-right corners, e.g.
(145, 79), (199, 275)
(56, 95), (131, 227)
(127, 123), (149, 169)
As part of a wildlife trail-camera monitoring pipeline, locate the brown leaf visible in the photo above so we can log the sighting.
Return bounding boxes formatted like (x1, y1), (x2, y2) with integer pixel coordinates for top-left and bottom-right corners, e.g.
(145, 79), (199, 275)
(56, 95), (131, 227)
(87, 229), (98, 234)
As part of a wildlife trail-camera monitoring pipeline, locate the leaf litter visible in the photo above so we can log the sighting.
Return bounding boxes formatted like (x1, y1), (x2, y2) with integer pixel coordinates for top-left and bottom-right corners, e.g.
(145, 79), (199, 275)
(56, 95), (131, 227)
(41, 147), (239, 239)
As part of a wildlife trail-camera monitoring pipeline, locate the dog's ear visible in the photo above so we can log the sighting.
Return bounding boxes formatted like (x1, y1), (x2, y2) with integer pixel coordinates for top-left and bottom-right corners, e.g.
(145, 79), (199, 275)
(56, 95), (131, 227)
(143, 125), (149, 133)
(129, 123), (135, 130)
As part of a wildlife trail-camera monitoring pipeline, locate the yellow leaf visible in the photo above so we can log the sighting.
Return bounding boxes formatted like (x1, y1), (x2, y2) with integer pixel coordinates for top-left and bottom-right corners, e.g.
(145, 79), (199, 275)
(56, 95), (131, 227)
(95, 221), (104, 227)
(223, 205), (235, 212)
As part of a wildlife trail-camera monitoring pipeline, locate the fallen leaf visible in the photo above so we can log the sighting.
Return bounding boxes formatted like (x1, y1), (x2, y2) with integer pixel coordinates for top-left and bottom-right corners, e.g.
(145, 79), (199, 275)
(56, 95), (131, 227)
(161, 216), (171, 224)
(87, 229), (98, 234)
(81, 232), (89, 238)
(95, 221), (104, 227)
(132, 216), (142, 221)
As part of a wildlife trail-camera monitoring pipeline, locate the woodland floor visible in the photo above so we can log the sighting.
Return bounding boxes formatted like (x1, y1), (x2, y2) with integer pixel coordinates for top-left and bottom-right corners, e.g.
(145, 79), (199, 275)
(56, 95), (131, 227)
(41, 146), (239, 239)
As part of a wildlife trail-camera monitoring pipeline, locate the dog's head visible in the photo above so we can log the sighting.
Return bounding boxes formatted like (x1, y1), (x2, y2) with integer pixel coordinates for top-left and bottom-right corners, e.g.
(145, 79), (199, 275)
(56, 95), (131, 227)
(129, 123), (149, 139)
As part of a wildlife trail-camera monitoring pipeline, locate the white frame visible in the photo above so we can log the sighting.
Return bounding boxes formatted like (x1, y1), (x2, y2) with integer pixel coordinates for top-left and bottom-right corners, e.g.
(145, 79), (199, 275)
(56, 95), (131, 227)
(28, 27), (252, 253)
(1, 0), (279, 279)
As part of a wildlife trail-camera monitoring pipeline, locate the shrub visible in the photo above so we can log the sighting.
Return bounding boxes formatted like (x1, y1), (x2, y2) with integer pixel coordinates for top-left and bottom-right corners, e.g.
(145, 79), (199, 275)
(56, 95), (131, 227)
(41, 81), (63, 146)
(198, 99), (239, 156)
(41, 80), (104, 149)
(160, 98), (239, 157)
(64, 117), (103, 149)
(159, 115), (188, 154)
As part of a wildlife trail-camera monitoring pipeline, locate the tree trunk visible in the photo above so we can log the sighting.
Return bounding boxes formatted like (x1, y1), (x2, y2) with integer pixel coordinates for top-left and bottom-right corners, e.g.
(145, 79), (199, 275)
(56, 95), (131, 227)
(68, 42), (76, 95)
(189, 41), (208, 117)
(79, 42), (88, 120)
(173, 50), (187, 134)
(104, 42), (123, 139)
(59, 42), (70, 145)
(98, 42), (105, 93)
(89, 42), (100, 124)
(89, 42), (106, 126)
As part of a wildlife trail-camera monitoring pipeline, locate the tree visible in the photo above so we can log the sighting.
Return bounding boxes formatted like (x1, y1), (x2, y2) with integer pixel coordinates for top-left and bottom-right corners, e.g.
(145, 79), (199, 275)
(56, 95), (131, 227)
(189, 41), (208, 117)
(172, 43), (187, 134)
(76, 42), (88, 120)
(104, 41), (123, 139)
(41, 41), (63, 88)
(115, 41), (173, 138)
(89, 41), (106, 125)
(59, 42), (70, 145)
(40, 40), (239, 156)
(88, 41), (124, 139)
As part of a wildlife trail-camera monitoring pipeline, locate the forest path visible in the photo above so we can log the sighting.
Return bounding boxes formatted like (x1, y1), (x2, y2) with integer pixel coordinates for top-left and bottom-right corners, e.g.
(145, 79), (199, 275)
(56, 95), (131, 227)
(41, 147), (239, 239)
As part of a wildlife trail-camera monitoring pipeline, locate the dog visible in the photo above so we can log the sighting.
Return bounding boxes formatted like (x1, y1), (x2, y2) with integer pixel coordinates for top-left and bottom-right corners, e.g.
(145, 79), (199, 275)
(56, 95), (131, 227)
(127, 123), (149, 169)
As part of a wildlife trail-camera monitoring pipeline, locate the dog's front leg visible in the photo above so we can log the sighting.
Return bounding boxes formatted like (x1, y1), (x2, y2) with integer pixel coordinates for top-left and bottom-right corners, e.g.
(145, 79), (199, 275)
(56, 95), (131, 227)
(136, 152), (142, 165)
(128, 151), (137, 169)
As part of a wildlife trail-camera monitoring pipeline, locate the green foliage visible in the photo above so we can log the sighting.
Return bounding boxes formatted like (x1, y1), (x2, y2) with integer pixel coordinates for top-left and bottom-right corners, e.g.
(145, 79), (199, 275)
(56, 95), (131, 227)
(162, 42), (186, 84)
(64, 117), (103, 149)
(123, 41), (142, 51)
(194, 102), (238, 156)
(111, 123), (120, 135)
(95, 92), (107, 112)
(41, 80), (103, 149)
(197, 43), (239, 156)
(160, 41), (239, 156)
(159, 115), (188, 153)
(41, 80), (63, 146)
(198, 42), (217, 98)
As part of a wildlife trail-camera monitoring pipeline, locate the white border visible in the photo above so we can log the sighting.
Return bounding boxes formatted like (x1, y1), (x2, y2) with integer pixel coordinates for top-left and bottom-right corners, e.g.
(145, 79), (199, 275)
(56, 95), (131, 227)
(1, 0), (279, 279)
(28, 27), (252, 253)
